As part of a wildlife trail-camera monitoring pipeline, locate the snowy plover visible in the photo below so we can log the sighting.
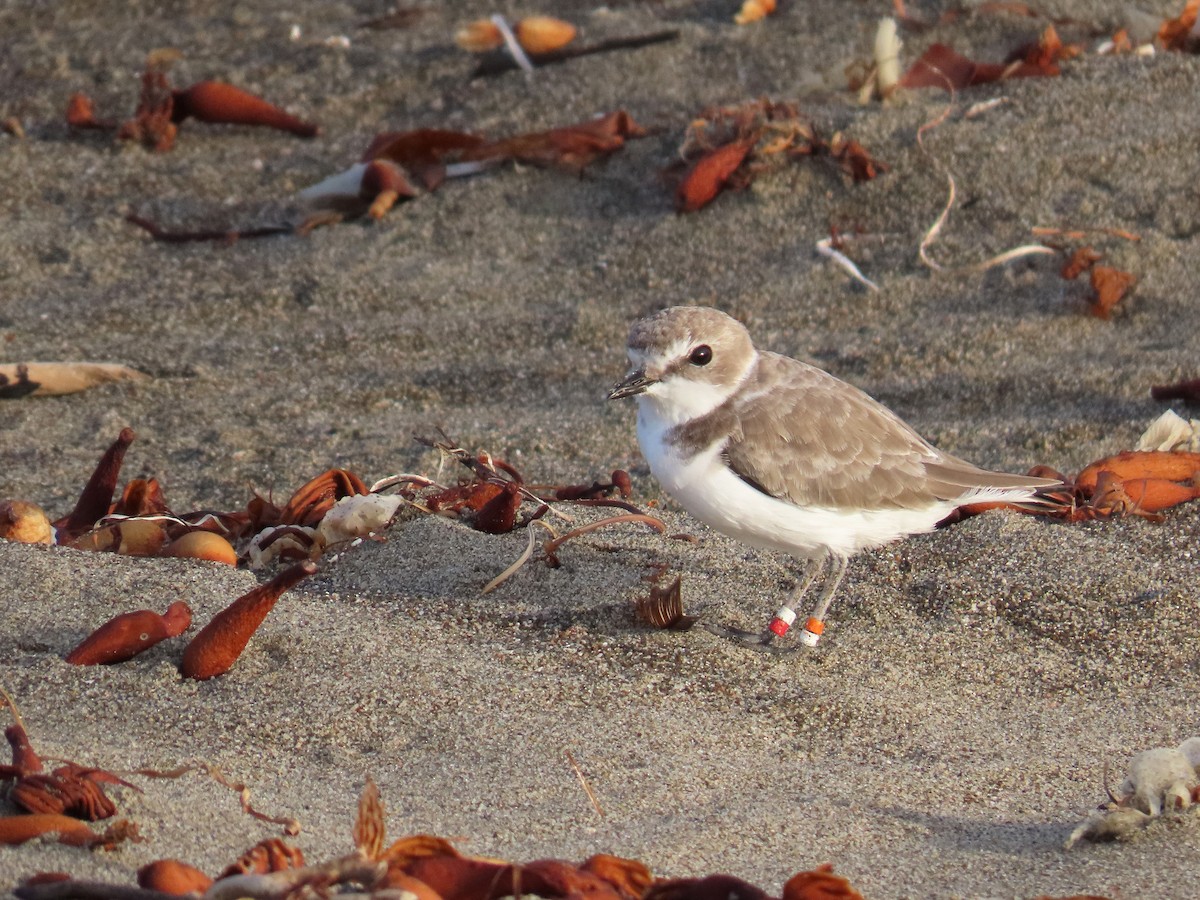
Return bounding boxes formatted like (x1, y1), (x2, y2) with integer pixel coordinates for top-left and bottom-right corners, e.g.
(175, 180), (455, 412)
(608, 306), (1057, 647)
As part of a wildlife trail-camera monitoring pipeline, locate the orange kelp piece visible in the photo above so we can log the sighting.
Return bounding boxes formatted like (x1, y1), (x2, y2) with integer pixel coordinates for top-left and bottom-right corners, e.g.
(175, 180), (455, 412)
(138, 859), (215, 895)
(1159, 0), (1200, 50)
(65, 601), (192, 665)
(783, 864), (865, 900)
(0, 814), (135, 847)
(1088, 265), (1135, 319)
(580, 854), (653, 900)
(172, 81), (319, 137)
(279, 469), (369, 527)
(463, 110), (646, 171)
(646, 874), (774, 900)
(55, 428), (135, 541)
(676, 138), (756, 212)
(1075, 450), (1200, 492)
(180, 561), (317, 679)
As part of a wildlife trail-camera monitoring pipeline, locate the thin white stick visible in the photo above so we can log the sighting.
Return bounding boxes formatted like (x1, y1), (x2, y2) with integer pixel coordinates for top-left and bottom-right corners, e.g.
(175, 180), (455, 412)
(444, 160), (500, 179)
(915, 87), (956, 272)
(963, 97), (1009, 119)
(967, 244), (1058, 273)
(816, 237), (880, 291)
(491, 14), (535, 74)
(369, 473), (442, 493)
(913, 71), (1048, 275)
(482, 521), (555, 594)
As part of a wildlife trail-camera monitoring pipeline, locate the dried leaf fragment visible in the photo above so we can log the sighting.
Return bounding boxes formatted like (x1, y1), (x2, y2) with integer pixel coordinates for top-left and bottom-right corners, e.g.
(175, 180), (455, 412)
(113, 478), (168, 518)
(278, 468), (370, 528)
(1088, 265), (1135, 319)
(1060, 246), (1102, 279)
(118, 65), (178, 151)
(355, 776), (386, 861)
(381, 833), (463, 868)
(645, 873), (774, 900)
(580, 854), (653, 900)
(65, 93), (112, 130)
(220, 837), (306, 877)
(675, 99), (880, 211)
(1010, 25), (1082, 75)
(634, 576), (696, 630)
(676, 137), (757, 212)
(8, 770), (118, 820)
(1159, 0), (1200, 51)
(404, 852), (512, 900)
(463, 109), (646, 172)
(829, 133), (888, 181)
(366, 127), (487, 173)
(899, 29), (1075, 92)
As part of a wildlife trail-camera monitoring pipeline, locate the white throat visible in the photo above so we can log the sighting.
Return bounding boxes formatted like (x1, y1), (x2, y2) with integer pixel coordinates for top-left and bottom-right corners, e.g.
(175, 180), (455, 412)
(630, 344), (757, 430)
(636, 377), (730, 429)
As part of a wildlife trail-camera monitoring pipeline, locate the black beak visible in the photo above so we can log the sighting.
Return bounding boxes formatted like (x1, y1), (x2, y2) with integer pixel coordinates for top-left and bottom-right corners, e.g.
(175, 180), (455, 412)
(608, 369), (654, 400)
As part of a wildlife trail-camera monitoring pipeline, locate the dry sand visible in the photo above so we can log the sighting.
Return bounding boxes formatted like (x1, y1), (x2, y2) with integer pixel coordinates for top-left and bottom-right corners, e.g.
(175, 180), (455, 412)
(2, 2), (1200, 898)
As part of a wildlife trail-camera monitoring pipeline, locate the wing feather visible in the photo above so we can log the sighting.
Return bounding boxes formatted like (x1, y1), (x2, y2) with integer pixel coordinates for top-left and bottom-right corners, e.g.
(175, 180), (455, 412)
(675, 352), (1052, 511)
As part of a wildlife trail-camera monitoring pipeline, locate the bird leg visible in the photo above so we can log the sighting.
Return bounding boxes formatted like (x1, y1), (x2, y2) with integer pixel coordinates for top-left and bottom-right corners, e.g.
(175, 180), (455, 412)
(759, 555), (826, 645)
(702, 556), (825, 649)
(795, 556), (847, 646)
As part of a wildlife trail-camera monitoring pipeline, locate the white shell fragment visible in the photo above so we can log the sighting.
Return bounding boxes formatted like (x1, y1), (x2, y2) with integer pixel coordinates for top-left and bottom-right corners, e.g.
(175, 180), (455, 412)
(1068, 737), (1200, 847)
(1177, 737), (1200, 770)
(1065, 807), (1150, 849)
(1119, 747), (1196, 816)
(299, 163), (370, 207)
(316, 493), (403, 546)
(873, 17), (902, 97)
(246, 525), (319, 570)
(244, 493), (402, 569)
(1135, 409), (1200, 453)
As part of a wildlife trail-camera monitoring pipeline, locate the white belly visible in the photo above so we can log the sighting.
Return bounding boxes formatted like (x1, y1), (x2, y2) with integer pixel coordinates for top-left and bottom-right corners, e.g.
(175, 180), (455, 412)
(637, 407), (954, 559)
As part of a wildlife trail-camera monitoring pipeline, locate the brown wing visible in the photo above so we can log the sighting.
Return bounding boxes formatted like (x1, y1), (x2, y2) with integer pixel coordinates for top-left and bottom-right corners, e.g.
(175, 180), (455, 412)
(683, 352), (1051, 511)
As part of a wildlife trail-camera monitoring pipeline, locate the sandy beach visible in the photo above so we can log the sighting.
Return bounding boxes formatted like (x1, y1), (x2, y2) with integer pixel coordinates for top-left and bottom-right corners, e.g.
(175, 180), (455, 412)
(3, 2), (1200, 897)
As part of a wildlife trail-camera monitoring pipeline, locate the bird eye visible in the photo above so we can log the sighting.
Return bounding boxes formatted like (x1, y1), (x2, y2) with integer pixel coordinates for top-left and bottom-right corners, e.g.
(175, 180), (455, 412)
(689, 345), (713, 366)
